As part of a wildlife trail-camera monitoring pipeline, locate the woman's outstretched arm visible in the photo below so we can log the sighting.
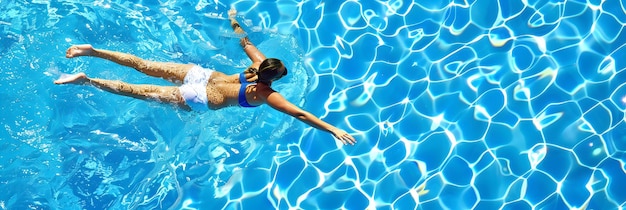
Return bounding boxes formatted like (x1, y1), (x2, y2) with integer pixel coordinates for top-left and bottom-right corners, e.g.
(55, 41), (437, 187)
(229, 8), (266, 64)
(261, 88), (356, 145)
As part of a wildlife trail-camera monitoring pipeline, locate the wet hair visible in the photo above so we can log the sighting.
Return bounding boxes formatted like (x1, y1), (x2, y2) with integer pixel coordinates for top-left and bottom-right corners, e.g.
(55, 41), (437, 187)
(254, 58), (287, 84)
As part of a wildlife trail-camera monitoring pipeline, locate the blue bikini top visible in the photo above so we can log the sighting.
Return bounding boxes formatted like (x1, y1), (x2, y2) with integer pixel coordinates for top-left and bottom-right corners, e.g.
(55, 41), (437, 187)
(238, 72), (259, 107)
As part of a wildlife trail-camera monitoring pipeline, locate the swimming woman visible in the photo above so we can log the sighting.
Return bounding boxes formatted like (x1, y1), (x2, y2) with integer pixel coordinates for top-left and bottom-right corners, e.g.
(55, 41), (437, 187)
(54, 9), (356, 145)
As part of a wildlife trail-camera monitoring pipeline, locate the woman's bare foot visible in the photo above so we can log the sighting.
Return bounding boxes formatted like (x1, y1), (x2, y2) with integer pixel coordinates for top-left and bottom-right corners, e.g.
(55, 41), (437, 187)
(66, 44), (94, 58)
(54, 73), (88, 84)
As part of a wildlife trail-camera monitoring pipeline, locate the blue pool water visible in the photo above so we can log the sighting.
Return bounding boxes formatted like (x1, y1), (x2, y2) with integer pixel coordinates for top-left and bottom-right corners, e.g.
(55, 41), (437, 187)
(1, 0), (626, 209)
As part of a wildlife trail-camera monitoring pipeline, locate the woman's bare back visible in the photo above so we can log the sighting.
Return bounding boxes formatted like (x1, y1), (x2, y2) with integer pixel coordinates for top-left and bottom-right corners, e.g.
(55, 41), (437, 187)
(204, 71), (261, 109)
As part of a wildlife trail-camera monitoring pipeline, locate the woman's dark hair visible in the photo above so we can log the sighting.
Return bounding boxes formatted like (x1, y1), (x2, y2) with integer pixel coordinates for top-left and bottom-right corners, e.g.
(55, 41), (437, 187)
(256, 58), (287, 84)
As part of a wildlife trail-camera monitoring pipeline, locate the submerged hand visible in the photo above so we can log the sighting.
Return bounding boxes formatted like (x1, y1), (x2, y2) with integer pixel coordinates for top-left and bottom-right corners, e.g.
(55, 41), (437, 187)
(332, 129), (356, 145)
(228, 8), (237, 18)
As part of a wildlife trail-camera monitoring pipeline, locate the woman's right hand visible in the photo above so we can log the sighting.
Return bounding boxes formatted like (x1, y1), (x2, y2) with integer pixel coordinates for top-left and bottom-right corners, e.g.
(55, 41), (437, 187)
(332, 129), (356, 145)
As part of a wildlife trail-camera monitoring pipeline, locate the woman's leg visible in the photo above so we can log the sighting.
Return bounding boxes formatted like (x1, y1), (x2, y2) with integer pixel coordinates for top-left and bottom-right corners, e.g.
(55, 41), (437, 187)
(66, 44), (193, 84)
(54, 73), (191, 110)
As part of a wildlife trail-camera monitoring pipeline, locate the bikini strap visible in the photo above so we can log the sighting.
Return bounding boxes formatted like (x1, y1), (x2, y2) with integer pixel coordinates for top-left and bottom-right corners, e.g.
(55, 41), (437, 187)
(238, 72), (257, 107)
(239, 72), (248, 84)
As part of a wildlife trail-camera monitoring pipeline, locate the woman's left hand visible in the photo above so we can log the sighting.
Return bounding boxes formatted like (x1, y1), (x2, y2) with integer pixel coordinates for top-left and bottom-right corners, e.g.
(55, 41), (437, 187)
(332, 129), (356, 145)
(228, 8), (237, 18)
